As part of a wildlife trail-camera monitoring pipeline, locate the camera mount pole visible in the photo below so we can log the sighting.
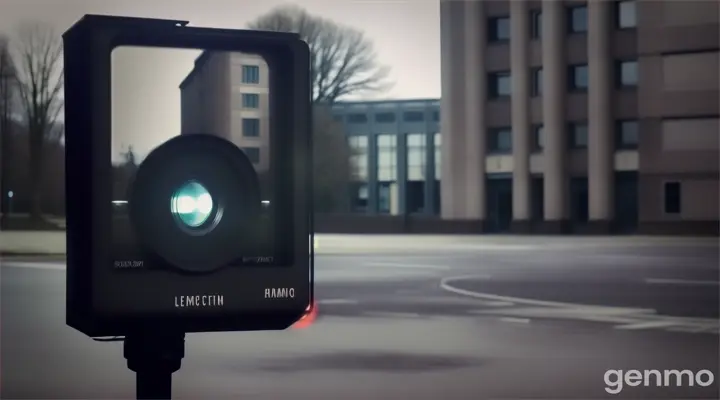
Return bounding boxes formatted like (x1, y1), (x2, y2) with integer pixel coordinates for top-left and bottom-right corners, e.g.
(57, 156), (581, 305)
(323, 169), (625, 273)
(124, 331), (186, 400)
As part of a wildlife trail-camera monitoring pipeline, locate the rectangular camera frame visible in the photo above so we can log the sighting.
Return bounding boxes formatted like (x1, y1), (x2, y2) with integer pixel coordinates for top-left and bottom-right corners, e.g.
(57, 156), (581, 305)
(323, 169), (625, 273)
(64, 15), (313, 338)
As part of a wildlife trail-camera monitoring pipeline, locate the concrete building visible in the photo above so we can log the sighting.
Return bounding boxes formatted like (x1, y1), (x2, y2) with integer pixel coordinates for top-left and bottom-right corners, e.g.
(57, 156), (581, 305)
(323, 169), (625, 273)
(331, 99), (441, 215)
(440, 0), (719, 234)
(179, 51), (270, 171)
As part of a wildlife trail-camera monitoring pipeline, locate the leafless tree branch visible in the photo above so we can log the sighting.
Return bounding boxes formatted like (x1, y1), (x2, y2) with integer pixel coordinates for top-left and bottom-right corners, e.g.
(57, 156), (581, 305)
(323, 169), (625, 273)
(249, 5), (393, 105)
(12, 22), (64, 218)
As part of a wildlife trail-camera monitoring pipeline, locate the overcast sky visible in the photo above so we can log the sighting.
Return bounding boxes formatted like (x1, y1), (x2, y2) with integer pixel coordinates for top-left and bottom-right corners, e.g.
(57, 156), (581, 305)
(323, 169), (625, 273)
(2, 0), (441, 162)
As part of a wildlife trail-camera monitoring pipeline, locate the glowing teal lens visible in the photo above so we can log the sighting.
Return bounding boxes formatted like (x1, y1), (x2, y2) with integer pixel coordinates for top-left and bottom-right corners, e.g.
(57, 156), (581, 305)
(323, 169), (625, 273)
(170, 181), (213, 228)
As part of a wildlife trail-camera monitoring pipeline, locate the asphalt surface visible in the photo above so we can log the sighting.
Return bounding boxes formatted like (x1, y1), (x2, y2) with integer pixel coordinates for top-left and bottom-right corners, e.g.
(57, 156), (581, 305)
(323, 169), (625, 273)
(1, 241), (719, 399)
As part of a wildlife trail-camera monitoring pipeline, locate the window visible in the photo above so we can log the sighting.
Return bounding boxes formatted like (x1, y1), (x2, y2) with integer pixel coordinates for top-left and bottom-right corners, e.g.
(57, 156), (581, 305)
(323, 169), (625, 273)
(569, 123), (588, 149)
(241, 93), (259, 108)
(347, 113), (368, 124)
(375, 112), (396, 123)
(241, 65), (260, 84)
(532, 125), (544, 151)
(349, 135), (369, 181)
(406, 133), (427, 181)
(531, 67), (543, 96)
(569, 64), (589, 91)
(434, 133), (441, 180)
(489, 71), (512, 98)
(617, 60), (638, 87)
(376, 134), (397, 182)
(530, 10), (542, 39)
(489, 17), (510, 42)
(242, 118), (260, 137)
(403, 111), (425, 122)
(333, 114), (344, 122)
(616, 120), (639, 149)
(568, 6), (588, 33)
(663, 182), (681, 214)
(241, 147), (260, 163)
(488, 128), (512, 153)
(433, 111), (440, 122)
(616, 0), (637, 29)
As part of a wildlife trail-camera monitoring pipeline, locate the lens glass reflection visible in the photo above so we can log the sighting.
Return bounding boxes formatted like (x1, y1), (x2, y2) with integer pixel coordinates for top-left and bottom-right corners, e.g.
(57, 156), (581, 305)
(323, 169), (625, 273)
(170, 180), (214, 228)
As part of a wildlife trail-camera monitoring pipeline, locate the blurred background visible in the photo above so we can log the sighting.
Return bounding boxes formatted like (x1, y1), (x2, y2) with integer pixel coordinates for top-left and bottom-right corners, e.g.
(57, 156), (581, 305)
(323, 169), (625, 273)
(1, 1), (718, 399)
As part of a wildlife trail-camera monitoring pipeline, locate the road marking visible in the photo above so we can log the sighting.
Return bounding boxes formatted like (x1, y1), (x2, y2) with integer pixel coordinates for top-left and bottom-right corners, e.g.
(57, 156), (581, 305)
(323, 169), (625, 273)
(363, 262), (451, 270)
(316, 299), (359, 305)
(1, 261), (65, 271)
(440, 275), (655, 314)
(500, 317), (531, 324)
(484, 300), (516, 307)
(644, 278), (719, 286)
(615, 321), (682, 330)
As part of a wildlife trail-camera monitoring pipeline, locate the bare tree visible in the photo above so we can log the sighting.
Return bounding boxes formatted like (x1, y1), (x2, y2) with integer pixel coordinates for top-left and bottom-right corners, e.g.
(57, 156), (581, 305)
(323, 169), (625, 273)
(249, 5), (392, 105)
(13, 22), (64, 220)
(0, 34), (17, 221)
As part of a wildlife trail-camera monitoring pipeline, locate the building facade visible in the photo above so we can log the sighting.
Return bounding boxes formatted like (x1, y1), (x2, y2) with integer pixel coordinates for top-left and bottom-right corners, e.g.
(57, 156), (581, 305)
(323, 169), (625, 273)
(332, 99), (441, 216)
(440, 0), (719, 233)
(179, 51), (270, 171)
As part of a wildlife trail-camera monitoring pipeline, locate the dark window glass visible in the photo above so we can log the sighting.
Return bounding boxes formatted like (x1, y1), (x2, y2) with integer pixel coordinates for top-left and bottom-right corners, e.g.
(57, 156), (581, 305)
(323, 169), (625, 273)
(242, 118), (260, 137)
(241, 65), (260, 84)
(488, 128), (513, 153)
(617, 120), (639, 149)
(616, 0), (637, 29)
(489, 71), (512, 98)
(433, 111), (440, 121)
(489, 17), (510, 42)
(569, 123), (588, 148)
(568, 6), (588, 33)
(375, 112), (396, 123)
(531, 10), (542, 39)
(531, 67), (543, 96)
(532, 125), (544, 151)
(333, 114), (344, 122)
(664, 182), (681, 214)
(403, 111), (425, 122)
(241, 147), (260, 163)
(347, 113), (368, 124)
(617, 60), (638, 87)
(241, 93), (259, 108)
(569, 64), (589, 91)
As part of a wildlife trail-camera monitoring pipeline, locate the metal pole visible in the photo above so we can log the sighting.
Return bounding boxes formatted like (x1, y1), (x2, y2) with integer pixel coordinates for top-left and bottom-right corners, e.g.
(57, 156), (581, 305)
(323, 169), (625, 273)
(123, 331), (185, 400)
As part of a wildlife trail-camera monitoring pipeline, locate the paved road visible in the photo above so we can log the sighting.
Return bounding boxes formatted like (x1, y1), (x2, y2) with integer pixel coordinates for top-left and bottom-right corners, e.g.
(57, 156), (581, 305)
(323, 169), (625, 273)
(2, 241), (719, 399)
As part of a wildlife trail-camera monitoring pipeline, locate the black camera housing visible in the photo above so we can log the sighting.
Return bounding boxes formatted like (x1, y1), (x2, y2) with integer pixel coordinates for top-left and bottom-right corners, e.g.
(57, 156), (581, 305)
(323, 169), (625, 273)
(63, 15), (313, 338)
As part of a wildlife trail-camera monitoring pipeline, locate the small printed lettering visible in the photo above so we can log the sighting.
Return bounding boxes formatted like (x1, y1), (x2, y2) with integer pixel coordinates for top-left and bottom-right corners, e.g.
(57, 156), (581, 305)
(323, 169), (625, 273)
(114, 260), (144, 269)
(264, 288), (295, 299)
(174, 294), (224, 308)
(242, 256), (274, 264)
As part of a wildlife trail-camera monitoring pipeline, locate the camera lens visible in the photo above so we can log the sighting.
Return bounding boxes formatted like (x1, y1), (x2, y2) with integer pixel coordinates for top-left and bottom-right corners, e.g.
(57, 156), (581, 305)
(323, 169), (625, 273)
(127, 134), (261, 274)
(170, 180), (217, 230)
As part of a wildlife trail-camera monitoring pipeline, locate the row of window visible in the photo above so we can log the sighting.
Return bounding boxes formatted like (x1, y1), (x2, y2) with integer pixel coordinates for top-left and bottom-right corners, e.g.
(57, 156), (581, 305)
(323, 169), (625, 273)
(489, 60), (638, 98)
(342, 110), (441, 124)
(489, 0), (637, 42)
(350, 133), (443, 182)
(488, 120), (639, 153)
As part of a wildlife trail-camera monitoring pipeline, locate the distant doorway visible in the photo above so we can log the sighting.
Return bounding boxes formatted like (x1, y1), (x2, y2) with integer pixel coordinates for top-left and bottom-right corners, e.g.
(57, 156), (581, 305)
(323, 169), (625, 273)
(486, 176), (513, 233)
(614, 172), (639, 233)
